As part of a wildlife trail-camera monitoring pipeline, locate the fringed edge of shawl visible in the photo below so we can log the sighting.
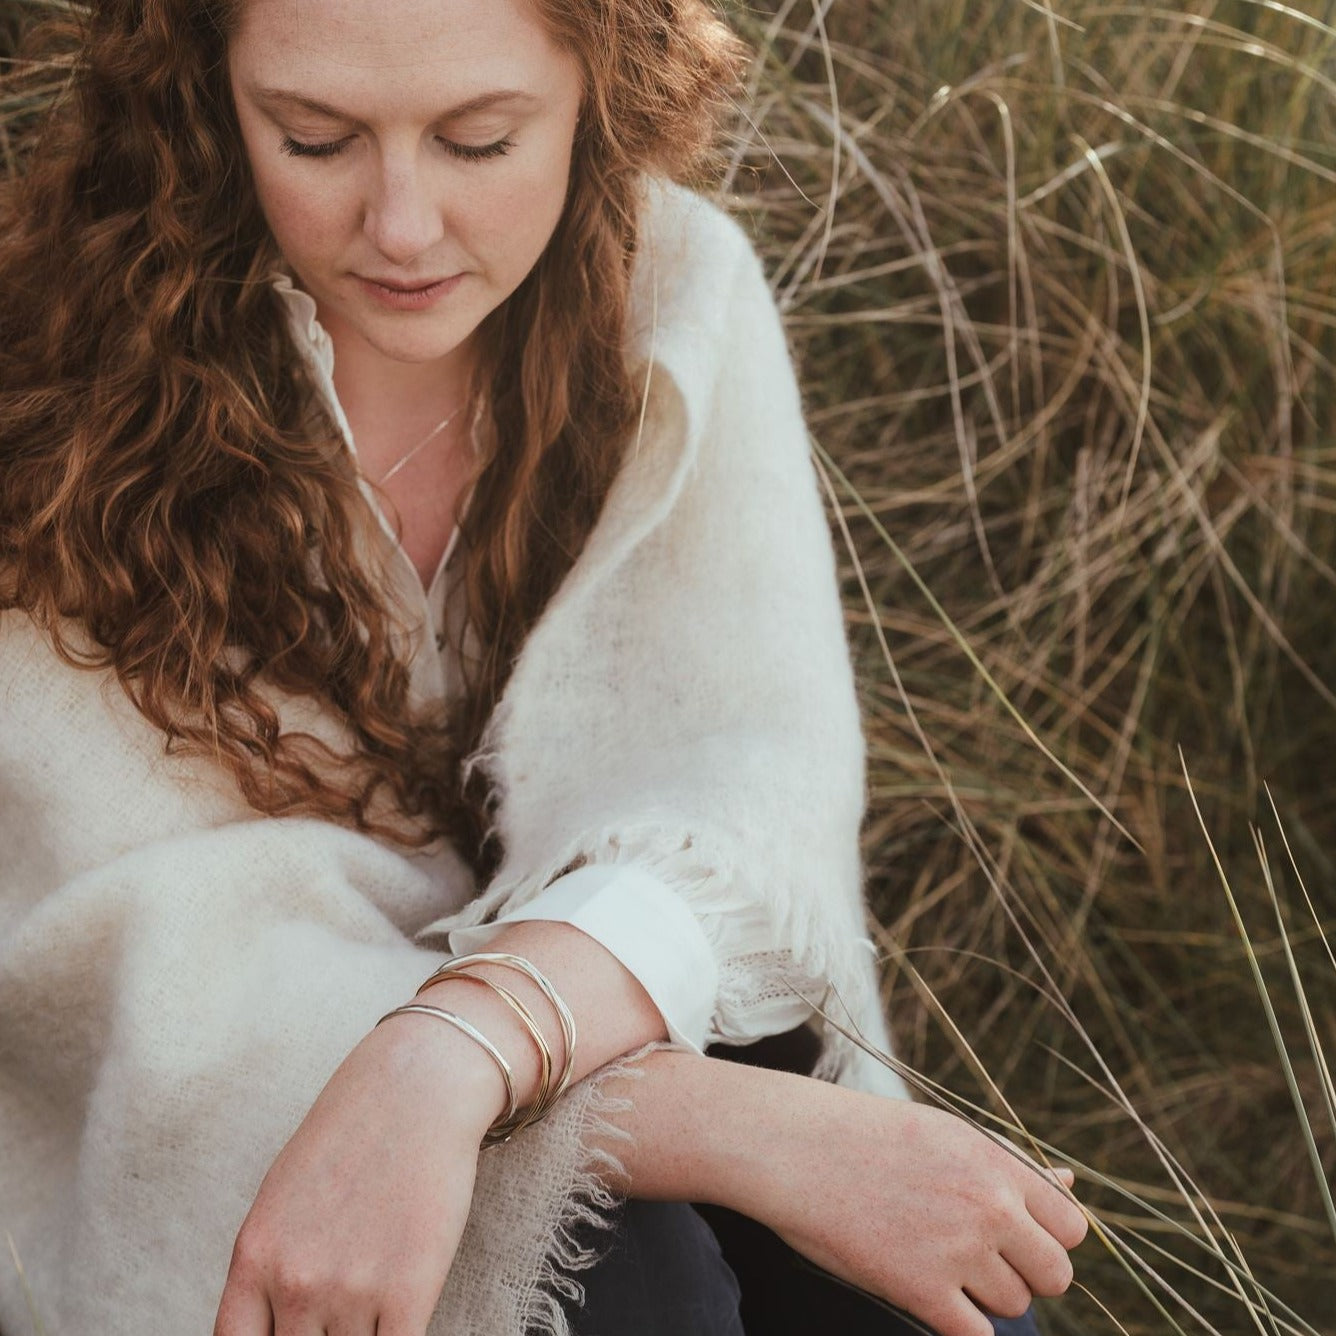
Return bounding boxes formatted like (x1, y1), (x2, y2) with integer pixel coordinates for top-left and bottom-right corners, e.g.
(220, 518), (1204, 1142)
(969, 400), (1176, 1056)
(508, 1050), (651, 1336)
(451, 816), (859, 977)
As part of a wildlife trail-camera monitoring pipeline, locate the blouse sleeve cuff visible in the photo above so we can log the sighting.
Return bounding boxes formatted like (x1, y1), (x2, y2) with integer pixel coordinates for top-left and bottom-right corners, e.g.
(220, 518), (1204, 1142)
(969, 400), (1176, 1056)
(445, 862), (720, 1052)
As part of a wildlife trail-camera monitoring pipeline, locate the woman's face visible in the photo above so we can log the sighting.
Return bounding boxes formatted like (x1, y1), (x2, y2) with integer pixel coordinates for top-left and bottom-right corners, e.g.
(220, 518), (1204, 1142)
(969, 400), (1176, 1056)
(227, 0), (583, 374)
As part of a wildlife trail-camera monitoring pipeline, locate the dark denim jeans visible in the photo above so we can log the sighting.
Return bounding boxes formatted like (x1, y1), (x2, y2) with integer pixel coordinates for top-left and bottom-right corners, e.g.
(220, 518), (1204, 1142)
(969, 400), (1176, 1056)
(558, 1199), (1043, 1336)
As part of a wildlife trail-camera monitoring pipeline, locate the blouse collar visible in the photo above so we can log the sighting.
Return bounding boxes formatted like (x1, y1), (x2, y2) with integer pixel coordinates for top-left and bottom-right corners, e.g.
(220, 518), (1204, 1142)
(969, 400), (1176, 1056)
(268, 269), (336, 382)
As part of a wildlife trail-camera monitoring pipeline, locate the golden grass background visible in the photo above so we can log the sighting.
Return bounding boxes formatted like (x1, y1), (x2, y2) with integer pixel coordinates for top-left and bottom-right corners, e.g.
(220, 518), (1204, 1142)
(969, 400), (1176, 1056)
(4, 0), (1335, 1331)
(714, 1), (1335, 1330)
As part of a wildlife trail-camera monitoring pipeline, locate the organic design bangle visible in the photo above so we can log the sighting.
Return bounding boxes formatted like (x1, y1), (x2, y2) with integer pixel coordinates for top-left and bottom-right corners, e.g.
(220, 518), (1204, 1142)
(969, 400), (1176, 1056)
(419, 951), (578, 1133)
(439, 971), (555, 1145)
(376, 1002), (518, 1130)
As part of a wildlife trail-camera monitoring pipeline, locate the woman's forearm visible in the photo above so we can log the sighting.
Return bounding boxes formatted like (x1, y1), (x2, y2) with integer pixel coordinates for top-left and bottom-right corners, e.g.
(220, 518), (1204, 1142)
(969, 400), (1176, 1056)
(589, 1048), (1090, 1336)
(409, 919), (671, 1131)
(590, 1047), (824, 1218)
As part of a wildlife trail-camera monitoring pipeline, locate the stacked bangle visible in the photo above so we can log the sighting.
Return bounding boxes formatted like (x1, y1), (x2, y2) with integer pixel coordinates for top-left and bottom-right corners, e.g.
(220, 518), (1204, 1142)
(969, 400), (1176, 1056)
(420, 952), (577, 1145)
(378, 950), (577, 1148)
(445, 972), (553, 1141)
(375, 1002), (519, 1129)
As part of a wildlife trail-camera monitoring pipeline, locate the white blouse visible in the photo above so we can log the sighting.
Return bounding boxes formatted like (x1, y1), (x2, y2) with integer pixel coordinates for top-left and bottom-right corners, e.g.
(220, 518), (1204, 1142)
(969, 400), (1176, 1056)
(270, 272), (814, 1054)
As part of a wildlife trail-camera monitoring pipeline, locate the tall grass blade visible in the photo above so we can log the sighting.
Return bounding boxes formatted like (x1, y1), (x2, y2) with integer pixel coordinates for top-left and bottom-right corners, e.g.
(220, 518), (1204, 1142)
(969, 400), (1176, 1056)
(1181, 753), (1336, 1246)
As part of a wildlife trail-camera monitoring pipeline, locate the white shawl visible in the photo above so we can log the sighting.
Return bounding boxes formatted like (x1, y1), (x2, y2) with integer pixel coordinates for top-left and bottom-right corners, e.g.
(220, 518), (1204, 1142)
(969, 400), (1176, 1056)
(0, 178), (905, 1336)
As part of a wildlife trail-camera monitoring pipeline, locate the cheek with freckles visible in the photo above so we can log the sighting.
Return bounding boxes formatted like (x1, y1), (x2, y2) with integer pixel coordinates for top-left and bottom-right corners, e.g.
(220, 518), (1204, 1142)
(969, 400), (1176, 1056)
(248, 167), (354, 274)
(453, 151), (575, 290)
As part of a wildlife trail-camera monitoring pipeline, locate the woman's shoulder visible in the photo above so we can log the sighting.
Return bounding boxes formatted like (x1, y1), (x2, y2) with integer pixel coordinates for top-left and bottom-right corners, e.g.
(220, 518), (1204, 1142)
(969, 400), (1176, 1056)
(0, 609), (181, 784)
(629, 177), (780, 364)
(637, 177), (769, 294)
(0, 609), (266, 831)
(639, 177), (756, 261)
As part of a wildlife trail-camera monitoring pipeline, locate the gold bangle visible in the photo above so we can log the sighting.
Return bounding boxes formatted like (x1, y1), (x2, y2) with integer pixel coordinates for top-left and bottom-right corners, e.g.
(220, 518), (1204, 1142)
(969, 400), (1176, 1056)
(420, 952), (577, 1128)
(430, 970), (555, 1145)
(423, 951), (576, 1098)
(375, 1002), (518, 1129)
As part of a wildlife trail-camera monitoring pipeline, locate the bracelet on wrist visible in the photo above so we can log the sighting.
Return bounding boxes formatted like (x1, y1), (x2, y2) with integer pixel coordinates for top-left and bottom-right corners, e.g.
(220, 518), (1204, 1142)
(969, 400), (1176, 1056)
(375, 1001), (519, 1130)
(379, 950), (577, 1147)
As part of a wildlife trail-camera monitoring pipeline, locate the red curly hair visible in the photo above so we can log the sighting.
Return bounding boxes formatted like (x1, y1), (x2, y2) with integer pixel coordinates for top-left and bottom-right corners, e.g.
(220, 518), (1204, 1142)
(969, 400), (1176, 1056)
(0, 0), (748, 876)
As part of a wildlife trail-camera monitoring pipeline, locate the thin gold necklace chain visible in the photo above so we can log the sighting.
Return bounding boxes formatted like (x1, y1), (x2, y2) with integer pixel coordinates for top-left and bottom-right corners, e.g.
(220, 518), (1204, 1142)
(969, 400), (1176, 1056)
(376, 404), (465, 486)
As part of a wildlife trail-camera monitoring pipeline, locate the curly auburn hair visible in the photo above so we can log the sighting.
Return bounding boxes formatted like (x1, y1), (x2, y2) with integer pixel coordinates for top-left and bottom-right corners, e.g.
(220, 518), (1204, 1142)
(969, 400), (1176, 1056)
(0, 0), (748, 876)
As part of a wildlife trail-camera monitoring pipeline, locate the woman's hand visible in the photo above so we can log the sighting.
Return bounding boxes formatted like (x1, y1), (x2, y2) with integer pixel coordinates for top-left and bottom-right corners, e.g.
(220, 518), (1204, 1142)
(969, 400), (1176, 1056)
(212, 1012), (504, 1336)
(213, 920), (668, 1335)
(602, 1052), (1088, 1336)
(756, 1090), (1087, 1336)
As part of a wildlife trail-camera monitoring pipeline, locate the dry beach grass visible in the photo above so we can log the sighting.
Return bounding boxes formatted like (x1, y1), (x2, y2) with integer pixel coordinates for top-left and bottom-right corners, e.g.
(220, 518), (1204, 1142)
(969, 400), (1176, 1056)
(3, 0), (1335, 1332)
(713, 0), (1336, 1330)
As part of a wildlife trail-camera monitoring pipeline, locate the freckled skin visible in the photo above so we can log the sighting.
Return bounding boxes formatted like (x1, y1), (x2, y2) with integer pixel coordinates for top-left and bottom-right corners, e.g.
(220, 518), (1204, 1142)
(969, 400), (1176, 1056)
(227, 0), (583, 386)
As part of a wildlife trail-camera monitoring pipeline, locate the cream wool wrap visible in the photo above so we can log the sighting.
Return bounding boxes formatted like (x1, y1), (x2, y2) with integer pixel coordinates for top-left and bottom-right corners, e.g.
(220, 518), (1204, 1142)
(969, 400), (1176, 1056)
(0, 179), (907, 1336)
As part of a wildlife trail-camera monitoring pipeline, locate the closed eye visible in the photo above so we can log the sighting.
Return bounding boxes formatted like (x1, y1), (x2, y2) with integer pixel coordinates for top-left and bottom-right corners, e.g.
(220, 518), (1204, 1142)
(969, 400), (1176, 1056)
(278, 135), (516, 162)
(445, 136), (515, 162)
(280, 135), (352, 159)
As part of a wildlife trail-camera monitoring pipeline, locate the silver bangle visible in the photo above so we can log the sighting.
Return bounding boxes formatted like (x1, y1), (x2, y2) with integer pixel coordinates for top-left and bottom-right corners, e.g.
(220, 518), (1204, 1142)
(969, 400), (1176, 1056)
(420, 952), (577, 1116)
(440, 971), (555, 1145)
(376, 1002), (518, 1130)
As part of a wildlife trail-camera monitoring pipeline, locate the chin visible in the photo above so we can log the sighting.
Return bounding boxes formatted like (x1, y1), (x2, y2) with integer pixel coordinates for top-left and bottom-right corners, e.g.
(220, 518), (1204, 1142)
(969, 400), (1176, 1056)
(361, 321), (476, 366)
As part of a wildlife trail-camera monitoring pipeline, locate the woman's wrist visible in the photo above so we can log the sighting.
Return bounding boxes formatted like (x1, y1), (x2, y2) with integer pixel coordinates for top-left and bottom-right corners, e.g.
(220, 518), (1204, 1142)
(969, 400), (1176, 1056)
(370, 983), (519, 1142)
(594, 1048), (828, 1227)
(415, 969), (558, 1109)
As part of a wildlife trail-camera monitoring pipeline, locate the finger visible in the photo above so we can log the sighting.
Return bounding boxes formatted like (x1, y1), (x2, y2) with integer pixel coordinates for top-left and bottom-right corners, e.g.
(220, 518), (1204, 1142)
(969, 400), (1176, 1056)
(1025, 1173), (1089, 1251)
(270, 1311), (328, 1336)
(964, 1253), (1032, 1321)
(325, 1308), (381, 1336)
(921, 1292), (993, 1336)
(213, 1281), (274, 1336)
(1000, 1216), (1075, 1298)
(372, 1267), (443, 1336)
(275, 1288), (385, 1336)
(1010, 1145), (1076, 1193)
(1005, 1139), (1066, 1176)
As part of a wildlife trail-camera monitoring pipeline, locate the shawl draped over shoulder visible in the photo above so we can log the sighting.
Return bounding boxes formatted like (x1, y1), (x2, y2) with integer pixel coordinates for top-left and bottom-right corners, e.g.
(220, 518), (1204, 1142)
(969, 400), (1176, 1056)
(0, 178), (907, 1336)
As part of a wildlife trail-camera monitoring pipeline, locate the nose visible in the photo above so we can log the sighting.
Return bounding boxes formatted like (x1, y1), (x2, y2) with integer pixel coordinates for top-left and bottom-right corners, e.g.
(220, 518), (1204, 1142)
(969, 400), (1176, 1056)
(362, 152), (445, 268)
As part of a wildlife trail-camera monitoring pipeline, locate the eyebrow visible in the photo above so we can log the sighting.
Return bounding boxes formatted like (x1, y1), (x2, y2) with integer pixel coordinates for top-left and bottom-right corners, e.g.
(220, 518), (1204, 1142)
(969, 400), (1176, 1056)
(252, 87), (541, 122)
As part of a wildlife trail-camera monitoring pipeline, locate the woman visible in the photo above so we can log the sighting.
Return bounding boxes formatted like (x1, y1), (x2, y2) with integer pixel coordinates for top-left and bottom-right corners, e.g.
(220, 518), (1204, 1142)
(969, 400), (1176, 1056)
(0, 0), (1088, 1333)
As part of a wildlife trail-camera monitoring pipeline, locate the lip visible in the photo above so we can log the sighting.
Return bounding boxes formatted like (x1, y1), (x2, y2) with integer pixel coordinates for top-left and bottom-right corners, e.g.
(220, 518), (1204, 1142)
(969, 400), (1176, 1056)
(355, 272), (465, 309)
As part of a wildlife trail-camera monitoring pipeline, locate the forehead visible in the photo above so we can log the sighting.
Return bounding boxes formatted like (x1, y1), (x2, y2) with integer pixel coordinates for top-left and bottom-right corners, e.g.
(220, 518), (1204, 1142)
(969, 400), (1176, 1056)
(229, 0), (566, 96)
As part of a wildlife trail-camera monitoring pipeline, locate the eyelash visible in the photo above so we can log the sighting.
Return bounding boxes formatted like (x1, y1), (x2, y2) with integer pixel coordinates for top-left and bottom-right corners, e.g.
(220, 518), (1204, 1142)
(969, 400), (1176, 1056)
(278, 135), (515, 162)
